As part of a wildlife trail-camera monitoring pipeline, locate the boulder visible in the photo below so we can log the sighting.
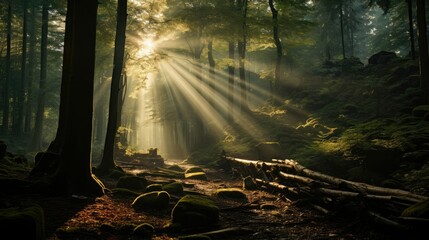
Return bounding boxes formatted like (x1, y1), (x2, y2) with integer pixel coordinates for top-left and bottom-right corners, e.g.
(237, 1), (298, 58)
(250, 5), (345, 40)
(131, 191), (170, 211)
(145, 184), (163, 193)
(214, 188), (247, 201)
(116, 176), (147, 191)
(132, 223), (155, 238)
(185, 172), (208, 181)
(162, 182), (184, 195)
(171, 195), (219, 228)
(368, 51), (397, 65)
(0, 204), (45, 240)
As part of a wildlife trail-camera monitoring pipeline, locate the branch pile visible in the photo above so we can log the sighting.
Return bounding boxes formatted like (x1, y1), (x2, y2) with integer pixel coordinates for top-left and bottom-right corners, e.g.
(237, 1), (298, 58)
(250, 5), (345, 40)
(218, 154), (429, 232)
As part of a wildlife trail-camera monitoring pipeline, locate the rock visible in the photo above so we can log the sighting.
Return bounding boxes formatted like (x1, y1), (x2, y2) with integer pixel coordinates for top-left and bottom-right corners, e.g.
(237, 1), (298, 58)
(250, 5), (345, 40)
(0, 204), (45, 240)
(132, 191), (170, 211)
(116, 176), (147, 191)
(145, 184), (163, 193)
(185, 172), (208, 180)
(214, 188), (247, 200)
(185, 167), (205, 174)
(29, 151), (60, 177)
(168, 164), (184, 172)
(242, 176), (257, 190)
(162, 182), (184, 195)
(401, 198), (429, 218)
(368, 51), (397, 65)
(171, 195), (219, 228)
(255, 142), (281, 161)
(132, 223), (155, 238)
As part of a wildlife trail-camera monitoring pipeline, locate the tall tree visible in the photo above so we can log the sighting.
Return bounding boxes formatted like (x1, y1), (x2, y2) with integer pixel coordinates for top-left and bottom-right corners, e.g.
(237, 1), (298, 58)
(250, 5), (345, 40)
(416, 0), (429, 103)
(406, 0), (416, 59)
(25, 1), (37, 133)
(228, 41), (235, 121)
(339, 1), (346, 59)
(269, 0), (283, 97)
(1, 1), (11, 134)
(31, 0), (48, 151)
(17, 0), (28, 135)
(97, 0), (128, 174)
(238, 0), (249, 112)
(31, 0), (105, 196)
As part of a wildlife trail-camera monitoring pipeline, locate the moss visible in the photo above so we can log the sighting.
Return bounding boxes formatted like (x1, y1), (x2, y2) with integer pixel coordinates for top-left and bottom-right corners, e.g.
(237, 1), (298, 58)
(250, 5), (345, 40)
(162, 182), (184, 195)
(0, 204), (45, 240)
(131, 191), (170, 210)
(116, 176), (147, 191)
(145, 184), (163, 193)
(185, 167), (205, 174)
(401, 198), (429, 218)
(185, 172), (208, 180)
(214, 188), (247, 200)
(242, 176), (257, 190)
(132, 223), (155, 238)
(171, 195), (219, 227)
(168, 164), (184, 172)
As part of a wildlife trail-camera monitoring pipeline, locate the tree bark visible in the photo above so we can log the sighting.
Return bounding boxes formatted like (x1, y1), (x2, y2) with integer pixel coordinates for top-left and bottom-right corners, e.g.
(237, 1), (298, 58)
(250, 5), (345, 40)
(2, 1), (12, 134)
(239, 0), (248, 112)
(31, 2), (49, 151)
(340, 2), (346, 60)
(25, 2), (37, 133)
(416, 0), (429, 103)
(268, 0), (283, 98)
(98, 0), (128, 174)
(407, 0), (416, 59)
(228, 41), (235, 121)
(53, 0), (104, 196)
(17, 1), (28, 136)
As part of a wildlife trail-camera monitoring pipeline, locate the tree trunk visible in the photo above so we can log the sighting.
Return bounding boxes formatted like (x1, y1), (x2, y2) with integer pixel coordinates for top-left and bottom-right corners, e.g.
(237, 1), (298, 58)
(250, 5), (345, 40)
(208, 40), (215, 92)
(17, 1), (28, 136)
(268, 0), (283, 98)
(407, 0), (416, 59)
(228, 41), (235, 121)
(53, 0), (104, 196)
(340, 2), (346, 60)
(97, 0), (128, 174)
(31, 2), (48, 151)
(2, 1), (12, 134)
(416, 0), (429, 103)
(25, 2), (36, 133)
(239, 0), (248, 112)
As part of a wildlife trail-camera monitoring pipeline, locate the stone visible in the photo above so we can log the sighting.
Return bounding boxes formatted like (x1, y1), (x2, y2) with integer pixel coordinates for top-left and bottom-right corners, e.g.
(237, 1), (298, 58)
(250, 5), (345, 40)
(214, 188), (247, 200)
(185, 172), (208, 180)
(171, 195), (219, 228)
(116, 176), (147, 191)
(368, 51), (397, 65)
(132, 223), (155, 238)
(242, 176), (257, 190)
(132, 191), (170, 211)
(185, 167), (205, 174)
(0, 204), (45, 240)
(162, 182), (184, 195)
(145, 184), (163, 193)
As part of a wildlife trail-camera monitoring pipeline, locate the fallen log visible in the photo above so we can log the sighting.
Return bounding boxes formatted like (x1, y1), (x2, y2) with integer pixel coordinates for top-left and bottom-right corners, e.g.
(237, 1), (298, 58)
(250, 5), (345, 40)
(277, 171), (330, 188)
(255, 178), (301, 196)
(273, 159), (427, 203)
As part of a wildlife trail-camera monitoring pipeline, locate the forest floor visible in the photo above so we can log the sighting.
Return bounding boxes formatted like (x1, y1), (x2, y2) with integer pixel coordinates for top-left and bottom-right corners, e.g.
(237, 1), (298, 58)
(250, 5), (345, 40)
(2, 158), (419, 240)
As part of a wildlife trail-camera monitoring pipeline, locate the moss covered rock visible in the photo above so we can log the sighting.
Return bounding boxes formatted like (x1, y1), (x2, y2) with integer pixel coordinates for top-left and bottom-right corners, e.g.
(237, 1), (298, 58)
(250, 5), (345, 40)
(145, 184), (163, 193)
(0, 204), (45, 240)
(132, 223), (154, 238)
(168, 164), (184, 172)
(401, 198), (429, 218)
(214, 188), (247, 200)
(242, 176), (257, 190)
(131, 191), (170, 210)
(185, 172), (208, 180)
(171, 195), (219, 227)
(116, 176), (147, 191)
(163, 182), (184, 195)
(185, 167), (205, 174)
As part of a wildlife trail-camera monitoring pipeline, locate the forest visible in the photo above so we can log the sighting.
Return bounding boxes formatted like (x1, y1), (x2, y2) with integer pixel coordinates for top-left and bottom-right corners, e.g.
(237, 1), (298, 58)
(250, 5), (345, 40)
(1, 0), (429, 239)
